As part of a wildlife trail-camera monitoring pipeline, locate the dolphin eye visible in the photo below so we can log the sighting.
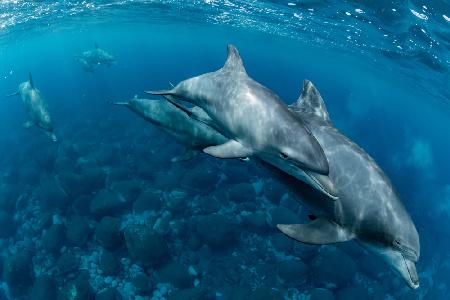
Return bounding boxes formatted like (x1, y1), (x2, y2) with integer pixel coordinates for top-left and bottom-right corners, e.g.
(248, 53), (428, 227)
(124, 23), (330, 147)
(279, 152), (289, 159)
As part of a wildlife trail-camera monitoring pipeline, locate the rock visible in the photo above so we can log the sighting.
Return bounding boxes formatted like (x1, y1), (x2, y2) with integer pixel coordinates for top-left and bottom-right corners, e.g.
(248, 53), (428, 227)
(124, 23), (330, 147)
(269, 207), (301, 227)
(57, 252), (79, 275)
(42, 224), (65, 254)
(90, 189), (125, 217)
(72, 195), (92, 216)
(228, 183), (255, 203)
(270, 233), (293, 253)
(336, 286), (369, 300)
(133, 190), (161, 213)
(242, 211), (267, 231)
(37, 178), (70, 213)
(95, 216), (123, 250)
(0, 211), (16, 238)
(125, 224), (169, 266)
(311, 248), (357, 289)
(132, 273), (152, 295)
(166, 189), (188, 215)
(0, 184), (22, 212)
(309, 288), (335, 300)
(96, 288), (122, 300)
(31, 275), (58, 300)
(3, 251), (33, 290)
(99, 249), (120, 276)
(248, 287), (282, 300)
(111, 180), (142, 204)
(180, 167), (218, 195)
(157, 261), (192, 289)
(58, 163), (105, 198)
(168, 287), (208, 300)
(277, 259), (308, 285)
(196, 214), (236, 249)
(66, 215), (90, 247)
(58, 271), (94, 300)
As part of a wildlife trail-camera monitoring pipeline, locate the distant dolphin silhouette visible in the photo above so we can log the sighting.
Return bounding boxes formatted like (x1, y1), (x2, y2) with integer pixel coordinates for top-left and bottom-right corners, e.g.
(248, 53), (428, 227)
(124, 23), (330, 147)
(75, 43), (115, 72)
(6, 73), (57, 142)
(112, 95), (227, 162)
(275, 80), (420, 289)
(147, 45), (337, 199)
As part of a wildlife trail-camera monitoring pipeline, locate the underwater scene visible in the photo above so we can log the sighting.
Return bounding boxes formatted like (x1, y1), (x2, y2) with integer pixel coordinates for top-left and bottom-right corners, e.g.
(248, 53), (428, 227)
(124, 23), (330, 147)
(0, 1), (449, 299)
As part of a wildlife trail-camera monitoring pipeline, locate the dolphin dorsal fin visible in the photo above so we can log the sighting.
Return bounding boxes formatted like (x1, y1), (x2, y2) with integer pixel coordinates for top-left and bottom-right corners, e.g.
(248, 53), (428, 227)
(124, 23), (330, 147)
(222, 44), (246, 74)
(28, 72), (34, 88)
(292, 80), (330, 123)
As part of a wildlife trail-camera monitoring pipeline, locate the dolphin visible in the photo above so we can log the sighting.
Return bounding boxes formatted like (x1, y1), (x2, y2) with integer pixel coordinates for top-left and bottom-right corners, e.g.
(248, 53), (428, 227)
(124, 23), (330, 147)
(274, 80), (420, 289)
(147, 45), (337, 198)
(6, 73), (57, 142)
(75, 43), (115, 72)
(112, 95), (228, 162)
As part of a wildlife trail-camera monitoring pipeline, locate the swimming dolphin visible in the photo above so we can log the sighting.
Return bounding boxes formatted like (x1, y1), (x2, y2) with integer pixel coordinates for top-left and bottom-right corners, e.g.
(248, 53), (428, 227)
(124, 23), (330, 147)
(6, 73), (57, 142)
(112, 95), (227, 162)
(76, 43), (115, 72)
(147, 45), (337, 198)
(275, 80), (420, 289)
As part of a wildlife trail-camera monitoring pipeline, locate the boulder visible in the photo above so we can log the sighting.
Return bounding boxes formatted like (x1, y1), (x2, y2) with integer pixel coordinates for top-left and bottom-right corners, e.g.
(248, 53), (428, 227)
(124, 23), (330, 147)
(96, 288), (122, 300)
(57, 252), (79, 275)
(133, 190), (161, 213)
(157, 261), (192, 288)
(31, 275), (58, 300)
(124, 224), (169, 266)
(228, 183), (255, 203)
(196, 214), (237, 249)
(66, 215), (90, 247)
(37, 178), (70, 213)
(311, 248), (357, 289)
(3, 251), (33, 290)
(132, 273), (152, 296)
(95, 216), (123, 250)
(99, 249), (120, 276)
(90, 189), (125, 217)
(277, 259), (308, 285)
(58, 271), (94, 300)
(309, 288), (335, 300)
(42, 224), (65, 254)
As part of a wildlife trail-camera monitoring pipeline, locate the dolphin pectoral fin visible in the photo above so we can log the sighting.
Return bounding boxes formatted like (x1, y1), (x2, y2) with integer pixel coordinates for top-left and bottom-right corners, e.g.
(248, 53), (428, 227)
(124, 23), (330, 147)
(5, 91), (19, 97)
(203, 140), (253, 159)
(171, 149), (200, 162)
(22, 121), (34, 129)
(277, 219), (353, 245)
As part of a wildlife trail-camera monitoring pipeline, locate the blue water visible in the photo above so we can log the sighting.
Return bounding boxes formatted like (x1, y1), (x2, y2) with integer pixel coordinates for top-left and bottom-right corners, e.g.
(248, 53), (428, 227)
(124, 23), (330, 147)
(0, 1), (449, 299)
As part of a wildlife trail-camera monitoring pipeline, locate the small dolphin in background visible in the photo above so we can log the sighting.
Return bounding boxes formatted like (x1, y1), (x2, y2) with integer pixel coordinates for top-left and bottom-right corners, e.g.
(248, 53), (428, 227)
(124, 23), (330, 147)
(147, 45), (337, 199)
(75, 43), (115, 72)
(6, 73), (57, 142)
(112, 96), (227, 162)
(275, 80), (420, 289)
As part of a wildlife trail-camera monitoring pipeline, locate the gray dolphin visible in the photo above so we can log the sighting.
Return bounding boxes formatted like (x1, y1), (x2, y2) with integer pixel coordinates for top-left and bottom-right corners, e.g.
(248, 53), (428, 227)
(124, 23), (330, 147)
(75, 43), (115, 72)
(6, 73), (57, 142)
(112, 95), (227, 162)
(147, 45), (336, 198)
(275, 80), (420, 289)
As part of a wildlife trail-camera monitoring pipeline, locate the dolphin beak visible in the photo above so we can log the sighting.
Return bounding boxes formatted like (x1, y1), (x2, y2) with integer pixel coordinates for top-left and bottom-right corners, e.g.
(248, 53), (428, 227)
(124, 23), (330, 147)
(401, 256), (419, 289)
(145, 90), (174, 96)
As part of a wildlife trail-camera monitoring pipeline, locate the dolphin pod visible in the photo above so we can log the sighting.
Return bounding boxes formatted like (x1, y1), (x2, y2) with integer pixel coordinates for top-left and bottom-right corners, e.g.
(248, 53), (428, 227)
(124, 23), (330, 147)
(75, 43), (115, 73)
(146, 45), (420, 288)
(4, 44), (420, 289)
(6, 73), (57, 142)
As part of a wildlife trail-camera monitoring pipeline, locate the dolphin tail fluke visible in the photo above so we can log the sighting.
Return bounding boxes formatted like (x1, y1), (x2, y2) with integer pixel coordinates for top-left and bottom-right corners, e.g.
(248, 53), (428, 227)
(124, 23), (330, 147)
(277, 218), (354, 245)
(29, 72), (34, 88)
(5, 91), (19, 97)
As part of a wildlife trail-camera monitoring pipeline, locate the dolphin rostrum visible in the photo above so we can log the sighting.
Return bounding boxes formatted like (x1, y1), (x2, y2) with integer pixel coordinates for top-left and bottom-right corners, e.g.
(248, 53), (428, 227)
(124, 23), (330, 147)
(276, 80), (420, 289)
(147, 45), (337, 198)
(6, 73), (57, 142)
(112, 95), (227, 162)
(75, 43), (115, 73)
